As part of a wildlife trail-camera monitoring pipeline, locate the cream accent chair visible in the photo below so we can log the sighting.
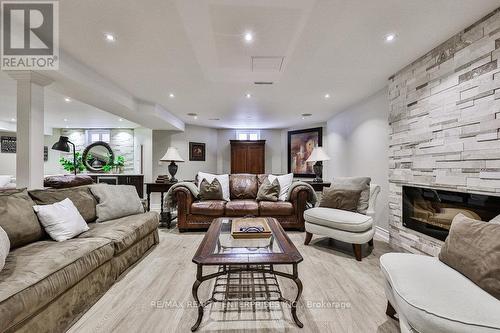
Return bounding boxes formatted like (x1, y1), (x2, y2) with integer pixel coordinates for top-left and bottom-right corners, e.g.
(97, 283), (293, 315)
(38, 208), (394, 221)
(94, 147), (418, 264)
(380, 253), (500, 333)
(303, 184), (381, 261)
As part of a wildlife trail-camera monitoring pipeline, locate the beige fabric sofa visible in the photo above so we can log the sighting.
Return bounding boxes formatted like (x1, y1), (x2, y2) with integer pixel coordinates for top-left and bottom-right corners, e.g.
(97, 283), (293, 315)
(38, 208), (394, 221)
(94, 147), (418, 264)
(0, 186), (159, 333)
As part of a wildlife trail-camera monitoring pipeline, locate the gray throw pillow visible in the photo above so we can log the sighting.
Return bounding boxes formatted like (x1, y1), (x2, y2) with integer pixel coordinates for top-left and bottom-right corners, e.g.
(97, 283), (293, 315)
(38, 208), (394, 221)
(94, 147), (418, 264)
(439, 214), (500, 301)
(0, 225), (9, 272)
(256, 178), (280, 202)
(199, 178), (223, 200)
(319, 187), (361, 212)
(332, 177), (371, 214)
(90, 184), (144, 222)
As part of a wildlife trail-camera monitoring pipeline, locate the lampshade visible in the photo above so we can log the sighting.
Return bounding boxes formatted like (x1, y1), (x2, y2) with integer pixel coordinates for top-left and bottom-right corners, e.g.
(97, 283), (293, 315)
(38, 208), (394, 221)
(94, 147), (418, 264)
(160, 147), (184, 162)
(51, 136), (71, 152)
(306, 147), (330, 162)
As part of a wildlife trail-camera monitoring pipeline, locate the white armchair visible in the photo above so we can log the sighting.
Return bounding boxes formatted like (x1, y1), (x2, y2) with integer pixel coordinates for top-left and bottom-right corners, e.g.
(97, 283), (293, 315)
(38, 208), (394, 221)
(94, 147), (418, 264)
(304, 184), (381, 261)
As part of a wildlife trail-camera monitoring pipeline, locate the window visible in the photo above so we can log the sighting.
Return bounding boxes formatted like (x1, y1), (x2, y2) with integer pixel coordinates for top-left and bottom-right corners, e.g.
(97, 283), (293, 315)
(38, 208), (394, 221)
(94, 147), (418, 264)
(86, 130), (111, 144)
(236, 130), (260, 141)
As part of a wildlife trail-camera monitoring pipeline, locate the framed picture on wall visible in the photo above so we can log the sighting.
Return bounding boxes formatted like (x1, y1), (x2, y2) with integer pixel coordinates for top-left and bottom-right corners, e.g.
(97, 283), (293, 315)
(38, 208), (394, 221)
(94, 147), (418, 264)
(189, 142), (206, 161)
(1, 136), (16, 153)
(287, 127), (322, 177)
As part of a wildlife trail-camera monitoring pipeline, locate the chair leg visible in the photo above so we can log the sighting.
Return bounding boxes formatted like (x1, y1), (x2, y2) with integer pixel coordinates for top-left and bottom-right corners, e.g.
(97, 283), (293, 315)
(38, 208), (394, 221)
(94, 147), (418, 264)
(385, 301), (398, 321)
(304, 231), (313, 245)
(352, 244), (362, 261)
(368, 238), (374, 247)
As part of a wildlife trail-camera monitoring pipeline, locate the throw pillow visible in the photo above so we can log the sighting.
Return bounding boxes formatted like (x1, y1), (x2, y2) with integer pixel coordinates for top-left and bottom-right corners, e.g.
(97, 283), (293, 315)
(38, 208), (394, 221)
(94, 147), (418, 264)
(29, 186), (98, 223)
(0, 189), (45, 249)
(439, 213), (500, 301)
(199, 178), (223, 200)
(0, 175), (12, 188)
(332, 177), (371, 214)
(33, 198), (89, 242)
(197, 172), (230, 201)
(490, 214), (500, 224)
(0, 226), (9, 272)
(319, 187), (362, 211)
(90, 184), (144, 222)
(267, 173), (293, 201)
(256, 178), (281, 202)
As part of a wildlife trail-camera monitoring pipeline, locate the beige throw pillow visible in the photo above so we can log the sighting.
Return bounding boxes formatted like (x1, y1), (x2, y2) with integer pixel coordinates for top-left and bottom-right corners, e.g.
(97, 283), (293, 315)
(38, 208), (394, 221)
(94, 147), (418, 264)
(256, 178), (280, 202)
(319, 188), (361, 212)
(199, 178), (223, 200)
(0, 225), (9, 272)
(439, 213), (500, 300)
(90, 184), (144, 222)
(332, 177), (371, 214)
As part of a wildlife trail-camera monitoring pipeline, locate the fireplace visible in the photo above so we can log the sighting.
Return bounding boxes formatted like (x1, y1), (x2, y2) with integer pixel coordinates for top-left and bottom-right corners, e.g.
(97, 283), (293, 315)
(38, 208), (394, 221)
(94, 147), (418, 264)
(402, 186), (500, 241)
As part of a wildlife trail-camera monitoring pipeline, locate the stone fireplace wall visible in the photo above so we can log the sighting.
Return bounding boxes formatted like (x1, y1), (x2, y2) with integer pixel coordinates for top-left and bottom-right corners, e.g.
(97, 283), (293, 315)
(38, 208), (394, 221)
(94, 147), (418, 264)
(388, 8), (500, 255)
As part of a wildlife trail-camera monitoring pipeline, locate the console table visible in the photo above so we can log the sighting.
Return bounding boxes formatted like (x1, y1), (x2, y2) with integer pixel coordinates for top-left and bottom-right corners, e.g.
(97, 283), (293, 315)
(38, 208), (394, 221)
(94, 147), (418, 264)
(304, 181), (331, 192)
(88, 174), (144, 197)
(145, 182), (175, 228)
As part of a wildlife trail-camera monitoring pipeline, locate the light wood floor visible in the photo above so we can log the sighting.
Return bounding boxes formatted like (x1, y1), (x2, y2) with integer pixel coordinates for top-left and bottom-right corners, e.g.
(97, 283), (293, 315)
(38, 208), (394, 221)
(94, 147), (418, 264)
(68, 228), (401, 333)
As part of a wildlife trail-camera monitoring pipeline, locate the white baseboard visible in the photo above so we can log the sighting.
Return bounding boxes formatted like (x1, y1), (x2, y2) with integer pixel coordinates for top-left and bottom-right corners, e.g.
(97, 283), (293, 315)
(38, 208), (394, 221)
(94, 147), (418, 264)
(374, 226), (390, 243)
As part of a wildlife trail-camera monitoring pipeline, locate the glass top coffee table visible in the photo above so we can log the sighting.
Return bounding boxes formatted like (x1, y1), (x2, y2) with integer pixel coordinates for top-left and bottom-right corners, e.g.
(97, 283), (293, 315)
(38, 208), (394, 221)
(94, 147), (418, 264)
(191, 217), (304, 331)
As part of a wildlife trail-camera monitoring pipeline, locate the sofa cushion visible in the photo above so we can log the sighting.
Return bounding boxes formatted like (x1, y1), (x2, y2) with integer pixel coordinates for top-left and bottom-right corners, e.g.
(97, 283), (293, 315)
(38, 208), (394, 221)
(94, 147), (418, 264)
(229, 174), (258, 199)
(380, 253), (500, 333)
(0, 189), (45, 249)
(90, 184), (144, 222)
(256, 178), (280, 202)
(43, 175), (94, 189)
(199, 178), (224, 200)
(191, 200), (226, 216)
(225, 199), (259, 216)
(29, 186), (98, 223)
(304, 207), (372, 232)
(77, 212), (159, 255)
(0, 238), (114, 332)
(0, 226), (9, 272)
(259, 201), (294, 216)
(332, 177), (371, 214)
(439, 213), (500, 300)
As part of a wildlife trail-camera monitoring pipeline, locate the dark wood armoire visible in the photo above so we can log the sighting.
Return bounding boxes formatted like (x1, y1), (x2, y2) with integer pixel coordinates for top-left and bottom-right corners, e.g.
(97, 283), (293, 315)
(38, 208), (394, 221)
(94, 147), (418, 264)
(230, 140), (265, 174)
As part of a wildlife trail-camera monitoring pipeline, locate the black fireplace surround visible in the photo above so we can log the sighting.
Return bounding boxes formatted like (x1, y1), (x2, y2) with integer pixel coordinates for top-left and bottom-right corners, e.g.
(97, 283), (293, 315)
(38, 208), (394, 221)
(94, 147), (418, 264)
(402, 185), (500, 241)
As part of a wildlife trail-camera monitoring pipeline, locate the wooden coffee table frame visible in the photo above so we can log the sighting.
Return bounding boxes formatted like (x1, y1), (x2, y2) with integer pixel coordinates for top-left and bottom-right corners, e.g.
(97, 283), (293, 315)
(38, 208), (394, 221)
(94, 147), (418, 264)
(191, 218), (304, 331)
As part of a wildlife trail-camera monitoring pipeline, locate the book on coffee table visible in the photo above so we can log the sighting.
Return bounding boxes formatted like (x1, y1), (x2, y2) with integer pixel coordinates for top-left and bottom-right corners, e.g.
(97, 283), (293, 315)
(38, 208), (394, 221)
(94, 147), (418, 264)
(231, 217), (272, 239)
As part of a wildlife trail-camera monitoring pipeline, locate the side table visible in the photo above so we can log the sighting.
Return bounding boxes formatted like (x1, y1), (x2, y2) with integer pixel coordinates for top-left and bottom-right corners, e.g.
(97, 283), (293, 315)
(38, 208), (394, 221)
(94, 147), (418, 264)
(145, 182), (175, 228)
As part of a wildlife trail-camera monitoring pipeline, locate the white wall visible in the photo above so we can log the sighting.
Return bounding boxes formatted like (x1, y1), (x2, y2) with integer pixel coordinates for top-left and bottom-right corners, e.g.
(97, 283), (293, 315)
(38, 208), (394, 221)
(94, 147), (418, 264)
(0, 129), (64, 177)
(153, 125), (218, 181)
(325, 89), (389, 230)
(216, 129), (283, 174)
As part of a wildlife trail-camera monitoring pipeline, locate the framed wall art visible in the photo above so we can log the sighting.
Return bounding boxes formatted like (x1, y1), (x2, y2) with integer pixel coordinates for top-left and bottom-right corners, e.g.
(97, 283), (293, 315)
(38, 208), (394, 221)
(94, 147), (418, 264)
(287, 127), (322, 177)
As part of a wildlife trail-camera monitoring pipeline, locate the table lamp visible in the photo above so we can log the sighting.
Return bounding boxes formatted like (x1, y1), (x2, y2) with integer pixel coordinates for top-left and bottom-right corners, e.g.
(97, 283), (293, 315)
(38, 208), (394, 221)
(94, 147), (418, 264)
(160, 147), (184, 182)
(306, 147), (330, 182)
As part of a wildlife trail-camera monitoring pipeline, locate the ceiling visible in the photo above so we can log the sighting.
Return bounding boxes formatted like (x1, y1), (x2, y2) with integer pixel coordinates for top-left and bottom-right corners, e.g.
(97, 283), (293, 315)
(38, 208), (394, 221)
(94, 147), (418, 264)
(0, 71), (139, 131)
(2, 0), (500, 130)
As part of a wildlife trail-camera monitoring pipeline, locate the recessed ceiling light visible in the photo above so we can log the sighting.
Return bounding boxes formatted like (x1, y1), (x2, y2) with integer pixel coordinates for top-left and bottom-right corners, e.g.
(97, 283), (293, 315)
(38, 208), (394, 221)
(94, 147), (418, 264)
(10, 118), (16, 122)
(65, 125), (69, 128)
(64, 97), (71, 103)
(246, 93), (251, 99)
(118, 118), (123, 122)
(169, 93), (175, 98)
(385, 33), (396, 42)
(63, 118), (68, 122)
(104, 33), (116, 42)
(324, 93), (330, 99)
(244, 32), (253, 43)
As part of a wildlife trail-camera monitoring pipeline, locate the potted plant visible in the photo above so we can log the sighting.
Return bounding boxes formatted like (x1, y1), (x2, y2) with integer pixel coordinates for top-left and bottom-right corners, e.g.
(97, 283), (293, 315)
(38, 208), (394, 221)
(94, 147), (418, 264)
(113, 155), (125, 173)
(59, 152), (85, 174)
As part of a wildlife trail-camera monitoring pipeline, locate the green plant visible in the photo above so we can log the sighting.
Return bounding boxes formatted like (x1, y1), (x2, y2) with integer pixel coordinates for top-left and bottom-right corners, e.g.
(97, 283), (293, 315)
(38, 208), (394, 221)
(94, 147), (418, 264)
(114, 155), (125, 167)
(59, 152), (85, 173)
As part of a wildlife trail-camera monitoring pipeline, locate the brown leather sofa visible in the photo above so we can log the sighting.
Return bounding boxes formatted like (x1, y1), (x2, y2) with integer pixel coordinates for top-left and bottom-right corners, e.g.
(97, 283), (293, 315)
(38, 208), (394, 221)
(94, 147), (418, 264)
(173, 174), (312, 231)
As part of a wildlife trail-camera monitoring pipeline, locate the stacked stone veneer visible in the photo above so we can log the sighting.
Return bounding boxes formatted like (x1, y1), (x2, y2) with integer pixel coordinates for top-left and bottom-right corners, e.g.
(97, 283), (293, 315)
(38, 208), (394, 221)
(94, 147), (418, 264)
(61, 128), (134, 173)
(388, 8), (500, 256)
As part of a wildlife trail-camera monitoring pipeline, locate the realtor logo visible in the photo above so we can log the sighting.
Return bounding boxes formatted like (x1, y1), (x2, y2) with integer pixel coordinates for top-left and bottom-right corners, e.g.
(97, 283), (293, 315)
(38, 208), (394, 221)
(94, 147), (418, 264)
(1, 1), (59, 70)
